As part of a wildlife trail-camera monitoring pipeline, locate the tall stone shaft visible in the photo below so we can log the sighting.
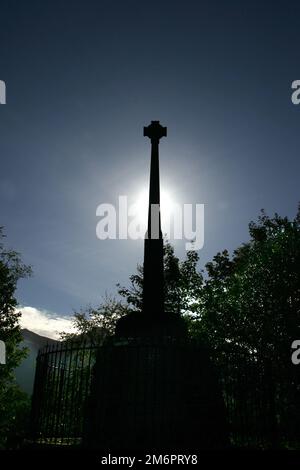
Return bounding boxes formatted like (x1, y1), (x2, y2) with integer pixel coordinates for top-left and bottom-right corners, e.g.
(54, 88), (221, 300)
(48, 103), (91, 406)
(143, 121), (167, 317)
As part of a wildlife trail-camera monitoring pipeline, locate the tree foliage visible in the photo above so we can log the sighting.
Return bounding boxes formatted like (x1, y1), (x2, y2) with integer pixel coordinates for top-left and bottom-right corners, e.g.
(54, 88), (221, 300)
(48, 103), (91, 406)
(60, 294), (131, 344)
(196, 208), (300, 363)
(0, 227), (32, 448)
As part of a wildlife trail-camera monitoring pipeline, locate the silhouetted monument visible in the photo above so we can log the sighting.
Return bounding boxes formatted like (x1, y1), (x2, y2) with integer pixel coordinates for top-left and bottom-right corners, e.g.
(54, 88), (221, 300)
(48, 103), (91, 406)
(84, 121), (228, 450)
(143, 120), (165, 316)
(116, 121), (185, 338)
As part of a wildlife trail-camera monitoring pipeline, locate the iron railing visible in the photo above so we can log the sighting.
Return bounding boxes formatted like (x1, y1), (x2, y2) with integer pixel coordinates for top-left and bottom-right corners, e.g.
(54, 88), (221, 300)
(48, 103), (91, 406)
(30, 340), (300, 449)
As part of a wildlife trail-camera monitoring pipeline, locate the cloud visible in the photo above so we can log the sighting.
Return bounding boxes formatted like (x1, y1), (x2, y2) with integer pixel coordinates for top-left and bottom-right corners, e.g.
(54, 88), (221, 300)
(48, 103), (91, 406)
(19, 306), (76, 340)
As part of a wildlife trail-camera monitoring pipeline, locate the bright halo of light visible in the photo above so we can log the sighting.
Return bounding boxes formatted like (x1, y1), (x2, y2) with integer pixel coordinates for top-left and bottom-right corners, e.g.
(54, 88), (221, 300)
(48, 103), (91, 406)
(134, 188), (175, 228)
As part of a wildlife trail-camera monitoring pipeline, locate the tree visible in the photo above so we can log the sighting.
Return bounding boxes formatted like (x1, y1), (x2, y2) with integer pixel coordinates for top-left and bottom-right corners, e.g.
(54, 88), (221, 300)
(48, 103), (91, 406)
(196, 208), (300, 361)
(191, 207), (300, 446)
(0, 227), (32, 448)
(60, 294), (131, 344)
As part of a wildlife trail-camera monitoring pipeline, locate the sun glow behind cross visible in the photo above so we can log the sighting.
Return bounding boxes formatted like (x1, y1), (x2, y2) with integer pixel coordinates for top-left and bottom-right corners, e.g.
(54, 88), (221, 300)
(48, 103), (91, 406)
(134, 188), (175, 231)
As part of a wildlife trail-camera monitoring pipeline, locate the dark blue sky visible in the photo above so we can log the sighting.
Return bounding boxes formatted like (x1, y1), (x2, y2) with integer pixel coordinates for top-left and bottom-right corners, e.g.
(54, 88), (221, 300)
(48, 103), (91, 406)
(1, 1), (300, 325)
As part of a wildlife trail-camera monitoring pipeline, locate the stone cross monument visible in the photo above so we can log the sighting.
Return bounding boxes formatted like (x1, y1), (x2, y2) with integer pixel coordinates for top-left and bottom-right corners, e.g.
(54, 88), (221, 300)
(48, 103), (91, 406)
(143, 120), (166, 317)
(115, 121), (185, 338)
